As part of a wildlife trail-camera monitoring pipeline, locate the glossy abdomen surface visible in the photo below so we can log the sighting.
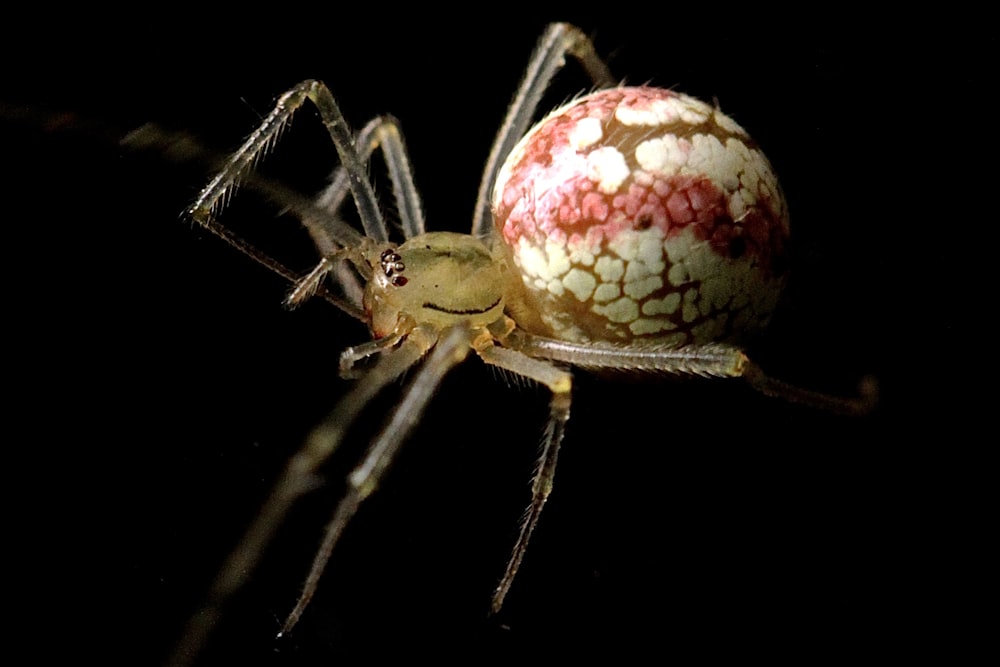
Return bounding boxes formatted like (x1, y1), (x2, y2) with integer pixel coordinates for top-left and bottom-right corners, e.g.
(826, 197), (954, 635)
(493, 86), (789, 345)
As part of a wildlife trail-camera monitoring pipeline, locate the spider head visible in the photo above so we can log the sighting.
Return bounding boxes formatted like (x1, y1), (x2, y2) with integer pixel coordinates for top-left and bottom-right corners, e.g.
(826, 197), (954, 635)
(363, 231), (506, 337)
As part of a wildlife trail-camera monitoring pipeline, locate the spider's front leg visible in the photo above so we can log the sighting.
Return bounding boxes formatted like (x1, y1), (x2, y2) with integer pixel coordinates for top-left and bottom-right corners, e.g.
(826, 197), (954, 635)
(181, 80), (429, 312)
(168, 82), (439, 665)
(166, 323), (439, 667)
(286, 113), (427, 308)
(280, 324), (476, 634)
(188, 80), (387, 244)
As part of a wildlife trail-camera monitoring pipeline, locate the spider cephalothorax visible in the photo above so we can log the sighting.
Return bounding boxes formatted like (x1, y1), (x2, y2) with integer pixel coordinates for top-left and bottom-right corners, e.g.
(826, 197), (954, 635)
(365, 232), (506, 337)
(167, 22), (874, 667)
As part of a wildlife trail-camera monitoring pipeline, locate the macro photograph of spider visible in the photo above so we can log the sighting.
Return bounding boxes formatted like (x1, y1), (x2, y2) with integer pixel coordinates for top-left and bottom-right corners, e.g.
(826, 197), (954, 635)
(7, 12), (968, 666)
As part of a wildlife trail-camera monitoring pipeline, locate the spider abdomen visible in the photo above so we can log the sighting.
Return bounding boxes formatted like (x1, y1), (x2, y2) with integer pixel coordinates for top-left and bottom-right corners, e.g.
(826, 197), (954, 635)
(492, 86), (790, 345)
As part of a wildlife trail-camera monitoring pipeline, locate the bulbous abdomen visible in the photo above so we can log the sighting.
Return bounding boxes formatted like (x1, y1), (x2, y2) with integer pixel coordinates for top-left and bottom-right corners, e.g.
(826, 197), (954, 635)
(492, 86), (789, 346)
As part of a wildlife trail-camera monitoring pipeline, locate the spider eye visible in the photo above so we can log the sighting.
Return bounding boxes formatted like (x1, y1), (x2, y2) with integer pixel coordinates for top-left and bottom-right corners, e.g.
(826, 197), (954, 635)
(379, 248), (407, 283)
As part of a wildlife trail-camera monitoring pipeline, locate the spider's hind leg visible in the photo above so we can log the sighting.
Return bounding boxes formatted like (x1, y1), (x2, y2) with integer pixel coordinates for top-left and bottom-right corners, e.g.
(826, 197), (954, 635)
(509, 334), (877, 416)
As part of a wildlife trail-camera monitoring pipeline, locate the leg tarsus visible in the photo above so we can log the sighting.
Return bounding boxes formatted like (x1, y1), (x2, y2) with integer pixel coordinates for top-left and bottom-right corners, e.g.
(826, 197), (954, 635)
(741, 358), (878, 416)
(278, 486), (362, 637)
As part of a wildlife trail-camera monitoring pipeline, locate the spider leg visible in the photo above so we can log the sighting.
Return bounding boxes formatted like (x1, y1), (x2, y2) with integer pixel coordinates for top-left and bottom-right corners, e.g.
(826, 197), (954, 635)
(279, 324), (474, 634)
(188, 80), (388, 244)
(171, 86), (427, 314)
(287, 115), (426, 308)
(508, 333), (877, 415)
(315, 115), (425, 240)
(472, 22), (616, 238)
(166, 324), (438, 667)
(338, 326), (410, 378)
(739, 359), (878, 416)
(474, 341), (573, 613)
(121, 123), (368, 319)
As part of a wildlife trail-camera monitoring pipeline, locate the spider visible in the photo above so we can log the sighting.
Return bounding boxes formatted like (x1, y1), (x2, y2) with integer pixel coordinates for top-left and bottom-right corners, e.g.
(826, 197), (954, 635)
(165, 22), (875, 666)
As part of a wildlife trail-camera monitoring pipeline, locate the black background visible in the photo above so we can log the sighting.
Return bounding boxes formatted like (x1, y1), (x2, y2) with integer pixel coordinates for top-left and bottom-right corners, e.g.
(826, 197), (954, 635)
(4, 9), (980, 665)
